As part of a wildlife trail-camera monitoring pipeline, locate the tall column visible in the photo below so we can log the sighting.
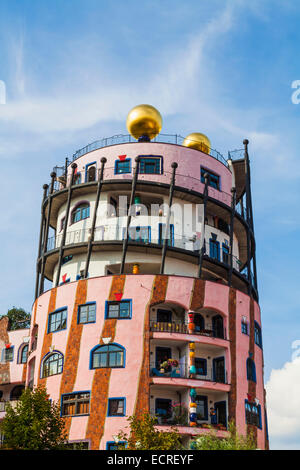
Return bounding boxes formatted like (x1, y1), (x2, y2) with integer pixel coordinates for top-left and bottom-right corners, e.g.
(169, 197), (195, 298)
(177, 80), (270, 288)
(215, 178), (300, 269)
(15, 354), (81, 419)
(120, 157), (140, 274)
(228, 187), (236, 287)
(34, 184), (49, 300)
(39, 172), (56, 296)
(198, 173), (209, 278)
(160, 162), (178, 274)
(83, 157), (107, 278)
(55, 163), (77, 287)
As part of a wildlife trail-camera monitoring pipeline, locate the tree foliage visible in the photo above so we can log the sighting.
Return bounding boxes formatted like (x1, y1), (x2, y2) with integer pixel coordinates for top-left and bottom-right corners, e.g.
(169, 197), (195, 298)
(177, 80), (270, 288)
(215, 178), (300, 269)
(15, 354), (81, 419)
(117, 412), (183, 450)
(0, 386), (67, 450)
(191, 422), (257, 450)
(6, 307), (31, 330)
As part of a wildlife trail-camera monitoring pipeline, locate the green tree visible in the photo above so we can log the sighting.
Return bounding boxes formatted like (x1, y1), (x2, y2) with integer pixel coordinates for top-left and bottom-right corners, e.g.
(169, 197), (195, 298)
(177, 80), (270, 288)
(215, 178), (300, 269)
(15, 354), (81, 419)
(0, 386), (67, 450)
(117, 412), (183, 450)
(191, 422), (257, 450)
(6, 307), (31, 330)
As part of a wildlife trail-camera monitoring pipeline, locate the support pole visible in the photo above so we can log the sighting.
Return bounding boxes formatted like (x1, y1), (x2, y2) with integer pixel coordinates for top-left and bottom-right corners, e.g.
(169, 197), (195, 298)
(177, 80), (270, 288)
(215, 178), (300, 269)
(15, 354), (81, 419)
(83, 157), (107, 279)
(243, 139), (255, 295)
(228, 187), (236, 287)
(120, 157), (140, 274)
(198, 174), (209, 278)
(160, 162), (178, 274)
(39, 172), (56, 296)
(34, 184), (49, 299)
(55, 163), (77, 287)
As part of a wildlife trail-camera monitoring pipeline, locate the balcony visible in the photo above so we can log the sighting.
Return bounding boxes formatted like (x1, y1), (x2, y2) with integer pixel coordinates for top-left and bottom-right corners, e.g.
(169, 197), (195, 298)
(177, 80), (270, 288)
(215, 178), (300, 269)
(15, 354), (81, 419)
(150, 362), (228, 385)
(150, 321), (227, 340)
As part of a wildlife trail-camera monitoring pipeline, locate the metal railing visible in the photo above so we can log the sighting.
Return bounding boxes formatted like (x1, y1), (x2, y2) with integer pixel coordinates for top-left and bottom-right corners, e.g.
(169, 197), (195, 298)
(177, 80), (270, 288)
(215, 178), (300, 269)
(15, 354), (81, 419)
(150, 362), (227, 384)
(150, 321), (227, 340)
(71, 133), (228, 166)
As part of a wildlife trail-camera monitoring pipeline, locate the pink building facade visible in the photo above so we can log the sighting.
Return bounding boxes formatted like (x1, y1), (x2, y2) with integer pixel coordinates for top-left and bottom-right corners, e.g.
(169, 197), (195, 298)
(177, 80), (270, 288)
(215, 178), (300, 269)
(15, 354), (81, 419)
(0, 131), (268, 449)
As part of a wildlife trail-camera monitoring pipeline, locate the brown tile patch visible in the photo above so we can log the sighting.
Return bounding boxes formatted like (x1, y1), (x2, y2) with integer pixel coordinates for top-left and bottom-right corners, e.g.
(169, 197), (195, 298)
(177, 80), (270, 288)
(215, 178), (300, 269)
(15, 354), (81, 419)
(134, 275), (169, 418)
(59, 279), (88, 436)
(0, 316), (10, 385)
(85, 275), (126, 450)
(37, 288), (57, 387)
(189, 279), (205, 311)
(228, 288), (237, 424)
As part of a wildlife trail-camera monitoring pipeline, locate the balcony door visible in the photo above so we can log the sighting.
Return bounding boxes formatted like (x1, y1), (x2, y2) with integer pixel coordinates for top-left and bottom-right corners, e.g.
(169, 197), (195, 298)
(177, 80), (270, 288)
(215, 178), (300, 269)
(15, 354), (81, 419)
(212, 315), (224, 339)
(213, 356), (225, 383)
(155, 347), (171, 369)
(215, 401), (227, 427)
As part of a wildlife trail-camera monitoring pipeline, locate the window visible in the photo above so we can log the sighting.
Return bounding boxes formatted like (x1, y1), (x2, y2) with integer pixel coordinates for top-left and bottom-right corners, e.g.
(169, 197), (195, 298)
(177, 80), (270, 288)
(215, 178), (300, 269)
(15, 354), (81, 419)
(106, 442), (126, 450)
(155, 398), (172, 418)
(42, 352), (63, 377)
(62, 255), (73, 265)
(127, 226), (151, 243)
(71, 203), (90, 224)
(106, 301), (131, 319)
(91, 344), (125, 369)
(157, 309), (172, 323)
(195, 395), (208, 420)
(3, 347), (14, 362)
(85, 163), (96, 182)
(209, 235), (220, 261)
(78, 303), (96, 324)
(222, 244), (229, 265)
(61, 392), (90, 417)
(241, 320), (248, 335)
(218, 218), (230, 235)
(74, 173), (81, 185)
(108, 398), (125, 416)
(158, 223), (174, 247)
(115, 159), (131, 174)
(20, 344), (28, 364)
(246, 357), (256, 382)
(194, 358), (207, 376)
(10, 385), (25, 400)
(60, 217), (65, 232)
(48, 308), (67, 333)
(245, 400), (261, 427)
(254, 322), (263, 348)
(201, 168), (220, 190)
(139, 156), (162, 174)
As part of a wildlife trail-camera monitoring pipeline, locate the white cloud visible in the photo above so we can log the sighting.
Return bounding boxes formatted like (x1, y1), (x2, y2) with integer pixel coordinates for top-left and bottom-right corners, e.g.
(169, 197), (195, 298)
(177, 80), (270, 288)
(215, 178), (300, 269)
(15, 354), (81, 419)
(266, 357), (300, 448)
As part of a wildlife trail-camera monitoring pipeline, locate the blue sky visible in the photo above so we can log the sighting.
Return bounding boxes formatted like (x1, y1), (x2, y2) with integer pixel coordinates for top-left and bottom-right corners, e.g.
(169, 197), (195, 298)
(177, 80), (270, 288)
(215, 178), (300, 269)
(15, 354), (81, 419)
(0, 0), (299, 449)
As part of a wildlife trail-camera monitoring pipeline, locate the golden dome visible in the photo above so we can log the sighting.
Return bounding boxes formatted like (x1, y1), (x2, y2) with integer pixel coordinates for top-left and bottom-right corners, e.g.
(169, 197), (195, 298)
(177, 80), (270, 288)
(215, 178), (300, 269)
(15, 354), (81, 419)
(183, 133), (211, 154)
(126, 104), (162, 140)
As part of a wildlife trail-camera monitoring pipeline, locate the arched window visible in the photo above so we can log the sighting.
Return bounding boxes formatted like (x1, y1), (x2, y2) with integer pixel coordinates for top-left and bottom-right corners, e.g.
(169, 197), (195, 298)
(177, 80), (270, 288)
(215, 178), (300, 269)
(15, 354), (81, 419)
(91, 344), (125, 369)
(87, 165), (96, 182)
(74, 173), (81, 185)
(10, 385), (25, 401)
(246, 357), (256, 382)
(19, 344), (28, 364)
(42, 352), (63, 378)
(71, 202), (90, 224)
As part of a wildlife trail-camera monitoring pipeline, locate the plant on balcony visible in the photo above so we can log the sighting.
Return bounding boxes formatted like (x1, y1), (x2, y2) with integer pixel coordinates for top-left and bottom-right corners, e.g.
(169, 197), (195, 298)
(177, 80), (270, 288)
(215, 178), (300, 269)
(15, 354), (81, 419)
(191, 422), (257, 450)
(117, 412), (183, 450)
(171, 403), (189, 426)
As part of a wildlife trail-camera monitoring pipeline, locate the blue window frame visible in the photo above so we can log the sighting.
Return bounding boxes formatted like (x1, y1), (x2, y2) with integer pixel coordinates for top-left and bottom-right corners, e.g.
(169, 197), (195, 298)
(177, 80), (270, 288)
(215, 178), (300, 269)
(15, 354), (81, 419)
(222, 244), (229, 265)
(105, 300), (131, 319)
(241, 320), (249, 335)
(195, 395), (208, 420)
(246, 357), (256, 382)
(74, 173), (81, 185)
(78, 303), (96, 324)
(42, 352), (63, 378)
(85, 162), (96, 182)
(209, 234), (220, 261)
(194, 358), (207, 376)
(106, 441), (127, 450)
(125, 226), (151, 243)
(48, 308), (67, 333)
(107, 397), (126, 417)
(62, 255), (73, 265)
(155, 398), (172, 418)
(158, 223), (174, 246)
(115, 159), (131, 174)
(61, 391), (90, 417)
(71, 203), (90, 224)
(90, 343), (125, 369)
(245, 400), (261, 428)
(19, 344), (28, 364)
(254, 321), (263, 348)
(2, 346), (14, 362)
(139, 156), (162, 174)
(201, 167), (220, 190)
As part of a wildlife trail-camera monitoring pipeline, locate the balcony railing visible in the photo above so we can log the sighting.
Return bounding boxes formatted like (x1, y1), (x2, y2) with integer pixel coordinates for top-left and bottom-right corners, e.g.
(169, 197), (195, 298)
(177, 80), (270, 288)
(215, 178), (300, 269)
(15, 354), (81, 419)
(0, 400), (19, 412)
(70, 133), (228, 166)
(150, 321), (227, 340)
(150, 362), (228, 384)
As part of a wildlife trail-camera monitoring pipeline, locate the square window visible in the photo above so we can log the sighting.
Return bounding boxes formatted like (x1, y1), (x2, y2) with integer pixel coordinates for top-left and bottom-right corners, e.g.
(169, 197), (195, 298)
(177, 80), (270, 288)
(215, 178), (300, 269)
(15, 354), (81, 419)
(61, 392), (90, 417)
(4, 347), (14, 362)
(115, 159), (131, 174)
(201, 168), (220, 190)
(139, 156), (162, 175)
(241, 321), (248, 335)
(106, 301), (131, 319)
(48, 309), (67, 333)
(78, 303), (96, 324)
(108, 398), (125, 416)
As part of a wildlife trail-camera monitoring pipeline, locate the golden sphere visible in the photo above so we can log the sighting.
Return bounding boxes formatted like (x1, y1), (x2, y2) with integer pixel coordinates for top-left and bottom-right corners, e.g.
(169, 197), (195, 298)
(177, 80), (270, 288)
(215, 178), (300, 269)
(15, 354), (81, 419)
(183, 132), (211, 154)
(126, 104), (162, 140)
